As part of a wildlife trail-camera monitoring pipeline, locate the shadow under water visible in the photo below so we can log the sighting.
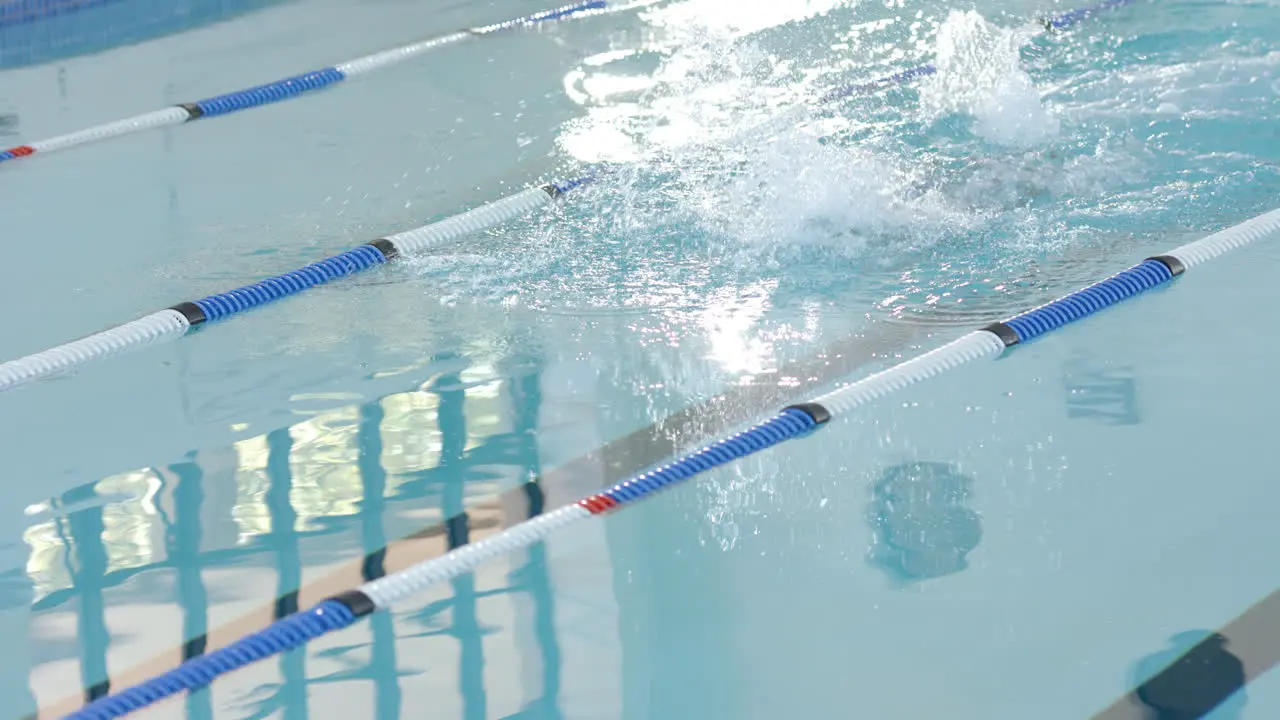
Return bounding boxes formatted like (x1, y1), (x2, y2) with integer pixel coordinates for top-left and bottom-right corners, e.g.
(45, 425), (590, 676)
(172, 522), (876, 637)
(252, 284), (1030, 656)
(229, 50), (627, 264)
(866, 460), (982, 584)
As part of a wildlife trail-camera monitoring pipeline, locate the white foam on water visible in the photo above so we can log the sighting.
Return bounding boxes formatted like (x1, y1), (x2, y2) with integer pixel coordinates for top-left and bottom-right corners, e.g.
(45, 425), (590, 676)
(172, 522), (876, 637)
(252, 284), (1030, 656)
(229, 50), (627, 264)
(918, 9), (1059, 147)
(640, 0), (850, 43)
(555, 7), (979, 269)
(414, 0), (1165, 313)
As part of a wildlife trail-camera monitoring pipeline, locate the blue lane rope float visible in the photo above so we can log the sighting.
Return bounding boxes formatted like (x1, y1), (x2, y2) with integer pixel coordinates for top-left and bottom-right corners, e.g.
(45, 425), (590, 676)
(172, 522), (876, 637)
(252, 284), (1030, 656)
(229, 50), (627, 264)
(184, 244), (388, 323)
(0, 0), (1142, 390)
(0, 0), (607, 164)
(70, 600), (360, 719)
(1, 0), (1128, 165)
(0, 0), (1150, 398)
(994, 257), (1177, 344)
(61, 206), (1280, 720)
(0, 174), (602, 395)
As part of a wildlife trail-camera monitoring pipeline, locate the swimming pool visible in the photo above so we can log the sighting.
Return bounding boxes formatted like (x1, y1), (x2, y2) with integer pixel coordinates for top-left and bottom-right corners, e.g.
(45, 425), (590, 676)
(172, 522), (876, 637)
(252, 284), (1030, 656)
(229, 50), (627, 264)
(1, 0), (1278, 716)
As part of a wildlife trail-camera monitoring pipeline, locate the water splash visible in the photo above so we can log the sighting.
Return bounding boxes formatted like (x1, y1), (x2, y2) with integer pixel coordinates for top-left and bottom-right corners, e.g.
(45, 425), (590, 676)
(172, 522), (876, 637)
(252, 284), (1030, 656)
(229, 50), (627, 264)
(641, 0), (848, 41)
(555, 9), (977, 268)
(414, 0), (1161, 316)
(394, 0), (1280, 554)
(918, 9), (1059, 147)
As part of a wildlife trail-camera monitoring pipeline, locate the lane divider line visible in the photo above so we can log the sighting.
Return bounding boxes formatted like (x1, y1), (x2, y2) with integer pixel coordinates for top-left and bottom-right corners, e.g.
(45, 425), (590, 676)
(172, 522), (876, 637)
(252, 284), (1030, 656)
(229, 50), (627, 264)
(31, 320), (928, 719)
(0, 1), (607, 164)
(0, 0), (1144, 395)
(62, 205), (1280, 720)
(0, 172), (601, 395)
(2, 0), (1130, 166)
(0, 0), (1150, 397)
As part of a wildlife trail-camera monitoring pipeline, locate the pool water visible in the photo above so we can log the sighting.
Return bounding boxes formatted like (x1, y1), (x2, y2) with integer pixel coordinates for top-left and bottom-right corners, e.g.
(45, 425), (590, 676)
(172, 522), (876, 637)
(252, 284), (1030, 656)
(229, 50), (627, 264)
(0, 0), (1278, 717)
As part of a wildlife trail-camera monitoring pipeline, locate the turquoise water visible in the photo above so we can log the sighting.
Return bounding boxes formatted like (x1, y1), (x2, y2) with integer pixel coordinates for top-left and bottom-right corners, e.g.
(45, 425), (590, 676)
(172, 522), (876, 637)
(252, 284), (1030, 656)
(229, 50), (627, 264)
(0, 0), (1278, 717)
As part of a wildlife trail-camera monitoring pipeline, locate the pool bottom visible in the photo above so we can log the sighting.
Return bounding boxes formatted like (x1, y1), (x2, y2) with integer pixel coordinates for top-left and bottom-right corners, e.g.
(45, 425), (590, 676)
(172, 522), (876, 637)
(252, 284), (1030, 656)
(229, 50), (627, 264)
(24, 230), (1280, 717)
(26, 310), (933, 718)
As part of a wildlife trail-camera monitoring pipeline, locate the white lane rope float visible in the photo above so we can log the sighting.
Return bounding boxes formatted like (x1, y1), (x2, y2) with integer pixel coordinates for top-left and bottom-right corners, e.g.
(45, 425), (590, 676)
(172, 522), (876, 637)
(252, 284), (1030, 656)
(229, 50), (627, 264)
(0, 0), (1143, 393)
(0, 173), (598, 395)
(60, 203), (1280, 720)
(0, 1), (609, 164)
(0, 0), (1131, 166)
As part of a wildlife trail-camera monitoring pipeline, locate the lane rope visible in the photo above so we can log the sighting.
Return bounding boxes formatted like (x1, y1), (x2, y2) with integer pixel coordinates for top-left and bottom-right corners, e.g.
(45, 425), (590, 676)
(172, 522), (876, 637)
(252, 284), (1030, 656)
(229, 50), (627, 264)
(0, 0), (1142, 394)
(0, 172), (602, 395)
(0, 1), (608, 164)
(1, 0), (1130, 166)
(60, 205), (1280, 720)
(17, 3), (1228, 714)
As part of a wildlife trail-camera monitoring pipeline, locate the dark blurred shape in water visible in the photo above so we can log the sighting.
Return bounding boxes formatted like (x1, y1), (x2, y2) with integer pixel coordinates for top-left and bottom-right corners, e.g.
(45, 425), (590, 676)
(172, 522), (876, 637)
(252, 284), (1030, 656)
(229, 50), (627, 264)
(1133, 631), (1246, 720)
(867, 461), (982, 582)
